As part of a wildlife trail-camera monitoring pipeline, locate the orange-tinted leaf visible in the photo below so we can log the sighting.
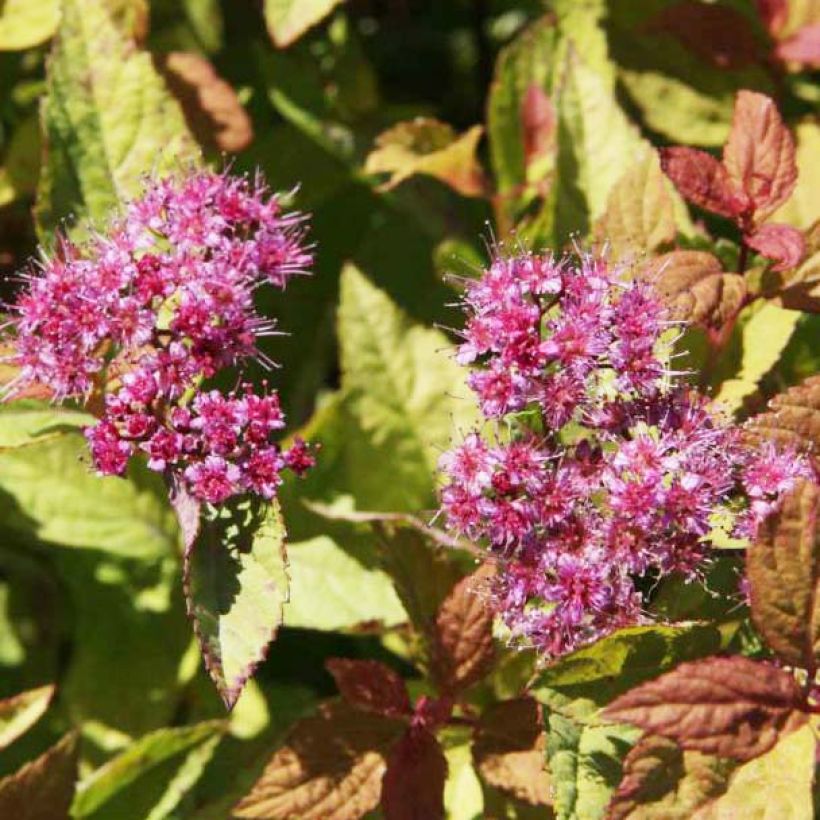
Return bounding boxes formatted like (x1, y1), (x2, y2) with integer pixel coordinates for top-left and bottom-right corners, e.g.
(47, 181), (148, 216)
(603, 656), (808, 762)
(723, 91), (797, 220)
(0, 733), (78, 820)
(234, 701), (404, 820)
(326, 658), (411, 718)
(521, 83), (556, 180)
(653, 2), (761, 68)
(431, 563), (495, 694)
(472, 697), (552, 807)
(642, 251), (746, 329)
(775, 233), (820, 311)
(757, 0), (789, 36)
(608, 734), (736, 820)
(777, 22), (820, 66)
(364, 118), (486, 197)
(745, 375), (820, 464)
(747, 480), (820, 672)
(382, 728), (447, 820)
(0, 685), (54, 750)
(157, 52), (253, 153)
(747, 223), (806, 271)
(659, 147), (744, 218)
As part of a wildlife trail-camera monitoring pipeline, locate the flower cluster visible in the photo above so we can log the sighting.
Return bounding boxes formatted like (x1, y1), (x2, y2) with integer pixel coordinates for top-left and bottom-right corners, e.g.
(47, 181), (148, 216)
(5, 169), (314, 503)
(439, 252), (813, 657)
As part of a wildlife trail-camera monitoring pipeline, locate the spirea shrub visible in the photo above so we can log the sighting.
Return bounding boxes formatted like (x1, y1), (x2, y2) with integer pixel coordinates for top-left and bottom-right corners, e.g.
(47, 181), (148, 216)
(439, 251), (811, 656)
(4, 169), (314, 504)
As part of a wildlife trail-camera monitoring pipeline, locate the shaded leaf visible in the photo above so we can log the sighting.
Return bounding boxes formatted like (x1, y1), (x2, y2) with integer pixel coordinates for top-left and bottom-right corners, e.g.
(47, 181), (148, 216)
(772, 241), (820, 312)
(0, 684), (54, 751)
(183, 498), (289, 710)
(431, 564), (495, 695)
(264, 0), (345, 48)
(603, 656), (808, 762)
(365, 119), (486, 197)
(0, 733), (77, 820)
(747, 479), (820, 672)
(0, 0), (59, 50)
(157, 51), (253, 153)
(659, 147), (742, 219)
(36, 0), (198, 239)
(642, 251), (746, 329)
(71, 721), (224, 819)
(723, 90), (797, 221)
(747, 223), (806, 271)
(608, 734), (736, 820)
(234, 701), (404, 819)
(382, 728), (447, 820)
(325, 658), (411, 718)
(472, 697), (552, 807)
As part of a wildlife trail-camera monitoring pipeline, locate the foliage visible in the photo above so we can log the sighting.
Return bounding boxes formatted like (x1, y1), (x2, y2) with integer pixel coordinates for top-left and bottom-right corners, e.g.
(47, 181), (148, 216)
(0, 0), (819, 818)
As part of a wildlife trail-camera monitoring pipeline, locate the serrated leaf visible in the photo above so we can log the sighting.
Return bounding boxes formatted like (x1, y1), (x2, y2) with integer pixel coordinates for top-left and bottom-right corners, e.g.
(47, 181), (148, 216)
(715, 302), (801, 411)
(603, 656), (808, 762)
(36, 0), (198, 239)
(0, 685), (54, 751)
(607, 734), (737, 820)
(642, 251), (746, 330)
(284, 535), (406, 632)
(0, 401), (93, 451)
(594, 148), (677, 258)
(234, 701), (404, 819)
(184, 498), (289, 710)
(71, 721), (223, 819)
(772, 120), (820, 230)
(382, 728), (448, 820)
(0, 733), (77, 820)
(747, 479), (820, 672)
(546, 711), (639, 820)
(264, 0), (344, 48)
(326, 658), (411, 717)
(659, 147), (742, 219)
(431, 564), (495, 695)
(774, 239), (820, 311)
(747, 223), (806, 271)
(472, 697), (552, 807)
(365, 119), (486, 197)
(0, 0), (60, 51)
(723, 90), (797, 221)
(157, 51), (253, 153)
(337, 264), (476, 512)
(693, 723), (816, 819)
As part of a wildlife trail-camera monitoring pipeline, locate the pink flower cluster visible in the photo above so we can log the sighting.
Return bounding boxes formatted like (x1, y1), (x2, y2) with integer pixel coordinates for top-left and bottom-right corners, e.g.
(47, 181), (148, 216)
(439, 252), (813, 657)
(5, 170), (314, 503)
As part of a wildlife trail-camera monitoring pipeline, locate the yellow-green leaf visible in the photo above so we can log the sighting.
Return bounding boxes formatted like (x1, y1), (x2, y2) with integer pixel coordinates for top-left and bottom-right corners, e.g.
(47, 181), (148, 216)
(0, 0), (60, 51)
(0, 684), (54, 751)
(264, 0), (345, 48)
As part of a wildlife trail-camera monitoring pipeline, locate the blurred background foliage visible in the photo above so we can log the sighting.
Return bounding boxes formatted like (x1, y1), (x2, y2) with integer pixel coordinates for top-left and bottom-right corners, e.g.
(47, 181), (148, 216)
(0, 0), (818, 817)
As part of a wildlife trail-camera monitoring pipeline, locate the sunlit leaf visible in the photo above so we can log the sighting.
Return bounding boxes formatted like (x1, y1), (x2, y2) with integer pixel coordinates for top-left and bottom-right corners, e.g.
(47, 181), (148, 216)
(0, 0), (60, 51)
(0, 685), (54, 751)
(746, 374), (820, 457)
(264, 0), (345, 48)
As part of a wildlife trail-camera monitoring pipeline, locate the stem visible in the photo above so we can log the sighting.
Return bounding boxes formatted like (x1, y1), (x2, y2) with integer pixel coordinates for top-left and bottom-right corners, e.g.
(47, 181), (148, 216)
(737, 240), (749, 274)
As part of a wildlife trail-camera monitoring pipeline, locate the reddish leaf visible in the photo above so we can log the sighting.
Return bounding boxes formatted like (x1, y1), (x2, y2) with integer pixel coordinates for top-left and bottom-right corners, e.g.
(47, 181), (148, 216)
(381, 728), (447, 820)
(326, 658), (411, 718)
(747, 223), (806, 271)
(723, 91), (798, 221)
(472, 697), (552, 807)
(234, 702), (405, 819)
(603, 656), (808, 762)
(0, 733), (78, 820)
(431, 564), (495, 694)
(659, 147), (744, 218)
(756, 0), (789, 37)
(652, 2), (761, 68)
(777, 23), (820, 67)
(158, 52), (254, 153)
(747, 480), (820, 672)
(412, 695), (453, 732)
(521, 84), (556, 176)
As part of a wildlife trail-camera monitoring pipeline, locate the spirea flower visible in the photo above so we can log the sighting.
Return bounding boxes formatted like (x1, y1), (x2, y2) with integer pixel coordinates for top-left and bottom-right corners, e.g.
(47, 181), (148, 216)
(4, 169), (315, 503)
(439, 250), (813, 657)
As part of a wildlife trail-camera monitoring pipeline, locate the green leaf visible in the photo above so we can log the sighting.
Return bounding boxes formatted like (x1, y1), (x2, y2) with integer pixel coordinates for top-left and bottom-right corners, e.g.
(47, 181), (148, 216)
(546, 711), (639, 820)
(71, 721), (224, 819)
(184, 498), (289, 709)
(264, 0), (345, 48)
(715, 302), (802, 412)
(284, 535), (406, 631)
(0, 685), (54, 751)
(36, 0), (198, 240)
(0, 401), (93, 451)
(444, 738), (485, 820)
(772, 120), (820, 231)
(337, 263), (476, 512)
(0, 0), (60, 50)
